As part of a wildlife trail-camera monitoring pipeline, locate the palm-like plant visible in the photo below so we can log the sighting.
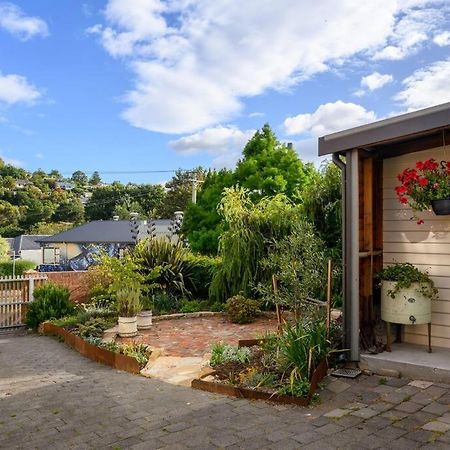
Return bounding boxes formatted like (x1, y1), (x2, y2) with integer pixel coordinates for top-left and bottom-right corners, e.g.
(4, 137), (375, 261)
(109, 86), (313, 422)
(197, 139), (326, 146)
(133, 238), (198, 297)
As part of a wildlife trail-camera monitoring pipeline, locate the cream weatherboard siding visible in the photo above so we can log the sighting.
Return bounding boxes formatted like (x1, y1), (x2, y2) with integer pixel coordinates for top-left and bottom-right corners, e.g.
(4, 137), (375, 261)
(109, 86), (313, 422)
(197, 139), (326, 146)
(383, 146), (450, 349)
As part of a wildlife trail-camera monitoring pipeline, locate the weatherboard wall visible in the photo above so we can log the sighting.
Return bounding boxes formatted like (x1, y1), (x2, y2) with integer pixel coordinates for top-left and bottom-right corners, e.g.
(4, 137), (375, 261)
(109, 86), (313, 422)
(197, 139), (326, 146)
(383, 146), (450, 349)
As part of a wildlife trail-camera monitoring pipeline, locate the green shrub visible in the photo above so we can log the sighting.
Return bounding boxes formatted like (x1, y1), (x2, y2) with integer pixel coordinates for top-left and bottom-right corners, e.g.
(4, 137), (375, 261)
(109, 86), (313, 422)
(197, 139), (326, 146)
(209, 301), (225, 312)
(225, 295), (260, 324)
(210, 342), (251, 367)
(151, 290), (181, 314)
(26, 283), (74, 329)
(184, 253), (221, 299)
(0, 260), (36, 276)
(179, 300), (202, 313)
(75, 318), (113, 339)
(278, 378), (311, 398)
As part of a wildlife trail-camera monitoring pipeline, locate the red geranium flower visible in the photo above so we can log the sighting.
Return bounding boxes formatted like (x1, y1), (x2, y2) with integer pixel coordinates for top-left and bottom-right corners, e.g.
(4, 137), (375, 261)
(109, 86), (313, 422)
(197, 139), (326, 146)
(418, 177), (428, 187)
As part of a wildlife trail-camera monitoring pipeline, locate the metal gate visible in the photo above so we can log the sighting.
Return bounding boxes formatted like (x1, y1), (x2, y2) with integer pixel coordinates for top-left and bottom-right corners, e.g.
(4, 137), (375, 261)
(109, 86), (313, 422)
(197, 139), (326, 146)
(0, 275), (47, 329)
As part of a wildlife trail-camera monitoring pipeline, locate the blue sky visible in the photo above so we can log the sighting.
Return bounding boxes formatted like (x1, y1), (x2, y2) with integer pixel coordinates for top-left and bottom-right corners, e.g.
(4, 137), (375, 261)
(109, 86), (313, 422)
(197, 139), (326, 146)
(0, 1), (449, 184)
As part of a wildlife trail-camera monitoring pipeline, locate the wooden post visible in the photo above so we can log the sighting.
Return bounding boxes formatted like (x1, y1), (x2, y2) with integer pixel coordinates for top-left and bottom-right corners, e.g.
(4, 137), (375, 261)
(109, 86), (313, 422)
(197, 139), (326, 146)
(326, 259), (332, 338)
(272, 275), (283, 332)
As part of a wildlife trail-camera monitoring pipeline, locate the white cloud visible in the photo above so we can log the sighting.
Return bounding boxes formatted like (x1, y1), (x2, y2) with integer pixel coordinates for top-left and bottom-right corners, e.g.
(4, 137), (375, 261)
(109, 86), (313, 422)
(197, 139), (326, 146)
(0, 73), (41, 105)
(361, 72), (393, 91)
(169, 125), (255, 167)
(248, 112), (265, 118)
(434, 31), (450, 46)
(395, 59), (450, 110)
(35, 152), (44, 159)
(283, 101), (377, 137)
(89, 0), (405, 134)
(0, 2), (48, 40)
(372, 5), (446, 60)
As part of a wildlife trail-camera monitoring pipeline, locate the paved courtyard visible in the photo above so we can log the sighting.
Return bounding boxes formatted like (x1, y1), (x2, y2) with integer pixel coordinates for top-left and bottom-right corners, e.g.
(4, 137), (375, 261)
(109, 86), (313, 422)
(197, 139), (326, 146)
(1, 333), (450, 449)
(117, 315), (278, 357)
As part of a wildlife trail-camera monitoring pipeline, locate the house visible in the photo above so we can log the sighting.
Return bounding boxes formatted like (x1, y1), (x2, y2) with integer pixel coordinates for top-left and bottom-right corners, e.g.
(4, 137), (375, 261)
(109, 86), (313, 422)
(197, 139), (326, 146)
(6, 235), (49, 265)
(55, 181), (75, 190)
(15, 179), (32, 189)
(79, 192), (92, 205)
(37, 218), (174, 271)
(319, 102), (450, 361)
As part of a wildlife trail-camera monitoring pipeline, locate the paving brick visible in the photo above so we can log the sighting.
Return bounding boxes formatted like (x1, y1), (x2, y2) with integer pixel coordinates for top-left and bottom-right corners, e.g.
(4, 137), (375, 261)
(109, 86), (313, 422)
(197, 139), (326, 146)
(421, 401), (449, 415)
(351, 407), (379, 419)
(422, 420), (450, 433)
(394, 401), (423, 413)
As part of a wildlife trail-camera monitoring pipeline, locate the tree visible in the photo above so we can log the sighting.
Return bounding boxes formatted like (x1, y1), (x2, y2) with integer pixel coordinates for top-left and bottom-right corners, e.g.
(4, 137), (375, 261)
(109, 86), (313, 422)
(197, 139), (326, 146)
(89, 171), (101, 186)
(235, 124), (314, 198)
(53, 198), (85, 223)
(183, 124), (315, 254)
(159, 168), (205, 218)
(182, 169), (235, 254)
(30, 222), (73, 235)
(0, 236), (10, 259)
(71, 170), (88, 185)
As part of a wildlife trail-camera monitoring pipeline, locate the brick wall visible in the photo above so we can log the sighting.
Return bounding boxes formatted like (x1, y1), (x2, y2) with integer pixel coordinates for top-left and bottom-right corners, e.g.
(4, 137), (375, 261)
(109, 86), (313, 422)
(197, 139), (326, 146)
(42, 271), (90, 304)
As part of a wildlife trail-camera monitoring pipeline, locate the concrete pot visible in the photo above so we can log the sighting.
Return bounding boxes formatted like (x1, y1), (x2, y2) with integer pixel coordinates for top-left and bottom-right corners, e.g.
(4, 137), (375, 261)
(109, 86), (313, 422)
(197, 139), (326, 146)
(381, 281), (432, 325)
(137, 310), (153, 330)
(118, 316), (138, 337)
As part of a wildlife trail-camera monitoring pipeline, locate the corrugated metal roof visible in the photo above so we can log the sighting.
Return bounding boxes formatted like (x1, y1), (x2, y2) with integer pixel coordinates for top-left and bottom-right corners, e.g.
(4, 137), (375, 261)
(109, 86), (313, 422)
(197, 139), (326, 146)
(37, 220), (172, 244)
(6, 235), (49, 253)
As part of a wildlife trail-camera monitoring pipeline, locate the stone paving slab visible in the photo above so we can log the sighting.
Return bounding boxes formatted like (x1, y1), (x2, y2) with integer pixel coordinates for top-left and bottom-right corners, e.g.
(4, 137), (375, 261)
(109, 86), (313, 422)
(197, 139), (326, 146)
(2, 334), (450, 449)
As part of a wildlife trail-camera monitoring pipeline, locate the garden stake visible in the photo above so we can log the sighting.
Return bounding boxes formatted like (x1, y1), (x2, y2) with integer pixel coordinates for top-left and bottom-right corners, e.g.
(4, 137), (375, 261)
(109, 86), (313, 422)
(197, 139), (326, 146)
(326, 259), (332, 338)
(272, 274), (283, 333)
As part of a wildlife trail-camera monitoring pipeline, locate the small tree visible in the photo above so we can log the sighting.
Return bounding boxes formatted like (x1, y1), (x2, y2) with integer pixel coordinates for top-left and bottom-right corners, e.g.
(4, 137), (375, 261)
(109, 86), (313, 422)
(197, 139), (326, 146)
(0, 236), (10, 259)
(256, 221), (326, 320)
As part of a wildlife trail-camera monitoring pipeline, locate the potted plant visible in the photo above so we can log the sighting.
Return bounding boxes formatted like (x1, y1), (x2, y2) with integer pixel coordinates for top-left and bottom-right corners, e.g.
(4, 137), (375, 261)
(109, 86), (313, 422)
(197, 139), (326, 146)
(116, 287), (142, 337)
(376, 263), (437, 325)
(137, 296), (153, 330)
(395, 159), (450, 222)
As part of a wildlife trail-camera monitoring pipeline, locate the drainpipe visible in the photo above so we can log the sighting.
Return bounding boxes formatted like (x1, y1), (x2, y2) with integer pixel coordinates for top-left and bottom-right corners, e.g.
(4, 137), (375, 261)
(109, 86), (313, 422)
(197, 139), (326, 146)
(332, 151), (360, 361)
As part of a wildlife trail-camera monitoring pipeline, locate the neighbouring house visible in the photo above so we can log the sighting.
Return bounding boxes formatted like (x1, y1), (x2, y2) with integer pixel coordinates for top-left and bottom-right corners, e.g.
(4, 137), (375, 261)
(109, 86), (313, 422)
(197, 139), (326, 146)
(36, 218), (174, 270)
(55, 181), (75, 190)
(6, 235), (49, 265)
(14, 179), (32, 189)
(319, 102), (450, 360)
(79, 192), (93, 205)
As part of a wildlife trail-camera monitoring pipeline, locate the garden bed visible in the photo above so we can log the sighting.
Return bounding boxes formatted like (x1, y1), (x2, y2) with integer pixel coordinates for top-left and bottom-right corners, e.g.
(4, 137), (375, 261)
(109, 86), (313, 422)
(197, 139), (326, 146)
(191, 358), (328, 406)
(42, 322), (141, 374)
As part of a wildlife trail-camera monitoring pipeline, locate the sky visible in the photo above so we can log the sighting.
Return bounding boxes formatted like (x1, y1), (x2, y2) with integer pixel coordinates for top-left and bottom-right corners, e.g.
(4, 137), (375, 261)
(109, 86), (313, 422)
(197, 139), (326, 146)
(0, 0), (449, 184)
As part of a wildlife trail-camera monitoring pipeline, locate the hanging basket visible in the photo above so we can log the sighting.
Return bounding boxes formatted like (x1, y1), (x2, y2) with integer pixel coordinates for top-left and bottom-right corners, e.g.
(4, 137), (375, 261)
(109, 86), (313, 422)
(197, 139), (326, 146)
(431, 198), (450, 215)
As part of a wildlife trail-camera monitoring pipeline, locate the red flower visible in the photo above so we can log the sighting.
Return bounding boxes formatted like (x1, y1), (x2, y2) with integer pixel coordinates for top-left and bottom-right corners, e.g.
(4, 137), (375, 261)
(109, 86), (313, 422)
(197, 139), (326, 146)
(395, 185), (407, 195)
(416, 161), (424, 170)
(423, 159), (438, 171)
(399, 197), (408, 204)
(417, 219), (424, 225)
(418, 177), (428, 187)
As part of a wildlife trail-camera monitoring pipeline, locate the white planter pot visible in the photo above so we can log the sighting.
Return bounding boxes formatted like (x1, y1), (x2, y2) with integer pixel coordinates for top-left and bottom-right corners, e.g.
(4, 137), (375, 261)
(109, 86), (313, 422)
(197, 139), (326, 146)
(381, 281), (432, 325)
(137, 310), (153, 330)
(118, 316), (138, 337)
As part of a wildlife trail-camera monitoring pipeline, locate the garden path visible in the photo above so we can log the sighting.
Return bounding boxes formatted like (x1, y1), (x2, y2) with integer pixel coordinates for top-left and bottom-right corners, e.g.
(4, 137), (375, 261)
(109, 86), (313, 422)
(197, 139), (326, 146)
(1, 333), (450, 449)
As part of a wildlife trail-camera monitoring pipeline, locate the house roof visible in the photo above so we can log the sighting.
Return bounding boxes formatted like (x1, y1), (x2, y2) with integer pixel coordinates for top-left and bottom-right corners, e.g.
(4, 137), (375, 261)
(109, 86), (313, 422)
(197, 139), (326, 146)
(7, 235), (50, 254)
(37, 220), (173, 244)
(318, 102), (450, 156)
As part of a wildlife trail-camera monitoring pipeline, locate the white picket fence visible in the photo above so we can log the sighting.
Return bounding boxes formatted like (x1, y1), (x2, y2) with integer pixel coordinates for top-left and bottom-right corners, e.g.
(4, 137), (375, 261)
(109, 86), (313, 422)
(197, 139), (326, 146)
(0, 275), (47, 329)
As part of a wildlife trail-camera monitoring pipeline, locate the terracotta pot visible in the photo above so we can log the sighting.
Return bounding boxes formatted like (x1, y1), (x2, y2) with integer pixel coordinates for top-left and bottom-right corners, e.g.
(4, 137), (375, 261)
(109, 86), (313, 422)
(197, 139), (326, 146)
(137, 310), (153, 330)
(118, 316), (138, 337)
(381, 281), (431, 325)
(431, 198), (450, 215)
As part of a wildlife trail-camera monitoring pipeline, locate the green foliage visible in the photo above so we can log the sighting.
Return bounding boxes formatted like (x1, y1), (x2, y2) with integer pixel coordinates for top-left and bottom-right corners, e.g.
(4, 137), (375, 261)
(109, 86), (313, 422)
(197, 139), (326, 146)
(26, 283), (74, 329)
(209, 301), (225, 312)
(0, 259), (36, 276)
(116, 287), (142, 317)
(0, 236), (9, 258)
(225, 295), (260, 324)
(182, 169), (234, 254)
(134, 238), (197, 298)
(183, 253), (221, 299)
(257, 221), (326, 314)
(278, 378), (311, 398)
(236, 124), (315, 199)
(151, 290), (181, 314)
(376, 263), (438, 300)
(210, 342), (251, 367)
(183, 125), (315, 255)
(179, 299), (205, 313)
(277, 319), (330, 381)
(87, 254), (144, 300)
(210, 187), (303, 301)
(120, 342), (151, 368)
(74, 318), (113, 339)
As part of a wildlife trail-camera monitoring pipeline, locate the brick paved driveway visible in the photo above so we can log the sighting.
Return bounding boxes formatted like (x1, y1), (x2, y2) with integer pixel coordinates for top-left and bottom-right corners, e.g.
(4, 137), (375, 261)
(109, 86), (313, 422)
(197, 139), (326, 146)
(1, 334), (450, 449)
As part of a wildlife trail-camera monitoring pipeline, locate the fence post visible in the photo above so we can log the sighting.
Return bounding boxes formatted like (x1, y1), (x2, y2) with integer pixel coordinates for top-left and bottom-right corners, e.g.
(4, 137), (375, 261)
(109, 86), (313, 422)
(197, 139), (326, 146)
(28, 277), (35, 302)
